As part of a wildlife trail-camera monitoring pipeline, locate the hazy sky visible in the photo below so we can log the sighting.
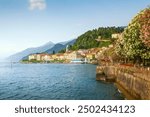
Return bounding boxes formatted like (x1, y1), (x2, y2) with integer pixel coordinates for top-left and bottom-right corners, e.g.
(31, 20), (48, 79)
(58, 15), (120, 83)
(0, 0), (149, 58)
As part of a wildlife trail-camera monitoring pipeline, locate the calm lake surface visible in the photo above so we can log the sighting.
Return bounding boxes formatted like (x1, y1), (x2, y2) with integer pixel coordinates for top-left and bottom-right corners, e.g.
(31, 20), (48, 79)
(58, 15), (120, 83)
(0, 63), (124, 100)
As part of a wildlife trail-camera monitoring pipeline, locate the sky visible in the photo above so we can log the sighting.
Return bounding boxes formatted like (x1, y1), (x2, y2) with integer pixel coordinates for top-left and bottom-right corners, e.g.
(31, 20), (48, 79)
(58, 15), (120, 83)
(0, 0), (149, 59)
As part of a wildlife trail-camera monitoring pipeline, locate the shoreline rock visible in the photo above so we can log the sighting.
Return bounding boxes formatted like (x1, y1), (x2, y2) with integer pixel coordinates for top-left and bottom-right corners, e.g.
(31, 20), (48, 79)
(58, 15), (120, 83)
(96, 65), (150, 100)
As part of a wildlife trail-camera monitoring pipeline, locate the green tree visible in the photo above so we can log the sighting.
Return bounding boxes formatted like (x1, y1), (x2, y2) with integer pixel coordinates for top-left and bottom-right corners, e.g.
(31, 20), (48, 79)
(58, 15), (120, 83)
(71, 27), (124, 50)
(58, 49), (65, 53)
(115, 7), (150, 64)
(53, 50), (55, 54)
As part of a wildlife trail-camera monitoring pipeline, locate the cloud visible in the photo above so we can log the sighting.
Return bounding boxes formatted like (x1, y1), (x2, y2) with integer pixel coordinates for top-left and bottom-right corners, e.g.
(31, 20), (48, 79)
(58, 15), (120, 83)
(29, 0), (46, 10)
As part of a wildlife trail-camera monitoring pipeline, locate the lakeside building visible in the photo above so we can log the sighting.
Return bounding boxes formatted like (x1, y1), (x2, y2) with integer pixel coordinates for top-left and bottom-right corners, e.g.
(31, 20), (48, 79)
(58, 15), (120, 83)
(70, 58), (84, 64)
(86, 53), (95, 61)
(65, 51), (83, 60)
(28, 54), (37, 61)
(55, 53), (66, 60)
(111, 33), (122, 39)
(77, 49), (89, 56)
(28, 47), (105, 63)
(41, 54), (53, 61)
(28, 53), (53, 61)
(36, 54), (41, 61)
(28, 51), (82, 62)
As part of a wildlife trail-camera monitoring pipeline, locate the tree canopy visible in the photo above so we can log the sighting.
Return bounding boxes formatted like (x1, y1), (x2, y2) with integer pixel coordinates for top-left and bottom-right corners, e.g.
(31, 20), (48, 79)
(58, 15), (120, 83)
(70, 27), (124, 50)
(115, 7), (150, 61)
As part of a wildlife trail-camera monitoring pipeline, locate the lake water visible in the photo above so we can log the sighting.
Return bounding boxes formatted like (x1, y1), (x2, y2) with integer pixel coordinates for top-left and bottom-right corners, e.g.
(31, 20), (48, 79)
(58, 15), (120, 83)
(0, 63), (124, 100)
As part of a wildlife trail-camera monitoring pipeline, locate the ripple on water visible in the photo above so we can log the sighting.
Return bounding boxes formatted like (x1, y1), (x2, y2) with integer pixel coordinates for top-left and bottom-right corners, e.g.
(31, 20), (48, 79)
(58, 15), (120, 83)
(0, 63), (124, 100)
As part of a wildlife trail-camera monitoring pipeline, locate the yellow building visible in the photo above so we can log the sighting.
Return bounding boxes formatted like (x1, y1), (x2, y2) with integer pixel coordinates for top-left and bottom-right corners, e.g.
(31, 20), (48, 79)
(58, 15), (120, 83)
(41, 54), (53, 61)
(54, 53), (65, 60)
(65, 51), (83, 60)
(36, 54), (41, 61)
(111, 33), (122, 39)
(86, 53), (95, 60)
(28, 54), (37, 61)
(52, 54), (57, 60)
(29, 54), (53, 61)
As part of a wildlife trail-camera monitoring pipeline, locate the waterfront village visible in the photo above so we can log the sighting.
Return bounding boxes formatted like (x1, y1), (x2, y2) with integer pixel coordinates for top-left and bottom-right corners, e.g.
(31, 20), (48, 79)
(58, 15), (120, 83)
(21, 7), (150, 100)
(26, 34), (119, 64)
(27, 45), (113, 64)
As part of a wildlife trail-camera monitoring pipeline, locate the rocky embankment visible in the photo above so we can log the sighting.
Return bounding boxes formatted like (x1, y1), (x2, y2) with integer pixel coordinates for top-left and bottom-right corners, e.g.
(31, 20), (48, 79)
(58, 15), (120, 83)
(96, 65), (150, 100)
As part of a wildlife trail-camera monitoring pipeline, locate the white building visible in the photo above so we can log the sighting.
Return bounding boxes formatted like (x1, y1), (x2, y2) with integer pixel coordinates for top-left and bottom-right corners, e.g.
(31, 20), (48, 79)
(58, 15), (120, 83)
(112, 33), (122, 39)
(28, 54), (37, 61)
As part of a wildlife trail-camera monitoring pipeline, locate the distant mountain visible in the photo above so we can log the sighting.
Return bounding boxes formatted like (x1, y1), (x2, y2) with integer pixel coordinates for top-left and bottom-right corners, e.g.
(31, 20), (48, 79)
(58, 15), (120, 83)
(45, 39), (76, 54)
(7, 39), (76, 62)
(8, 41), (54, 62)
(45, 44), (65, 54)
(65, 39), (76, 46)
(58, 39), (76, 45)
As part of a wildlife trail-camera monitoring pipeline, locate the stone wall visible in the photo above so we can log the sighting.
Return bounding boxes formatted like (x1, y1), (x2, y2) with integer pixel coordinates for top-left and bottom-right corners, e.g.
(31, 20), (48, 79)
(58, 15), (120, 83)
(96, 66), (150, 100)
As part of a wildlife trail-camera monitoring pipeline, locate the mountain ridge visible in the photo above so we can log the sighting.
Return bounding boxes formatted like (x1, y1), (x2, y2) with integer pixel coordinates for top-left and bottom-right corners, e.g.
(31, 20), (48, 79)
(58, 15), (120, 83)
(45, 39), (76, 54)
(7, 39), (76, 62)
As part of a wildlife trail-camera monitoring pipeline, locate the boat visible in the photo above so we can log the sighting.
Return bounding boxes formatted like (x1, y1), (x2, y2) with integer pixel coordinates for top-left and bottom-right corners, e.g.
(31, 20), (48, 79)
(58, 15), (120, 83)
(70, 59), (84, 64)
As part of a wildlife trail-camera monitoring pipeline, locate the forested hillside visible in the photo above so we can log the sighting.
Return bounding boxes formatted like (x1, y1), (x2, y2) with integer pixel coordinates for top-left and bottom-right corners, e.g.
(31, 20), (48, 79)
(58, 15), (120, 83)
(70, 27), (124, 50)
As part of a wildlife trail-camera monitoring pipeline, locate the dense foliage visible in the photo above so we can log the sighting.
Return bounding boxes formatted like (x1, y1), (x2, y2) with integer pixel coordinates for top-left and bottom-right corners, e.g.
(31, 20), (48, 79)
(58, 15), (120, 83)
(139, 8), (150, 48)
(115, 7), (150, 64)
(70, 27), (124, 50)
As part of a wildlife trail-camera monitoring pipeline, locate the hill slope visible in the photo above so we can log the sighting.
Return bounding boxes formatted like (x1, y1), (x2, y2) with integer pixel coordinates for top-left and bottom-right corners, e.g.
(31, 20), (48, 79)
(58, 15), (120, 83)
(8, 41), (54, 62)
(8, 39), (76, 62)
(71, 27), (125, 50)
(45, 39), (76, 54)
